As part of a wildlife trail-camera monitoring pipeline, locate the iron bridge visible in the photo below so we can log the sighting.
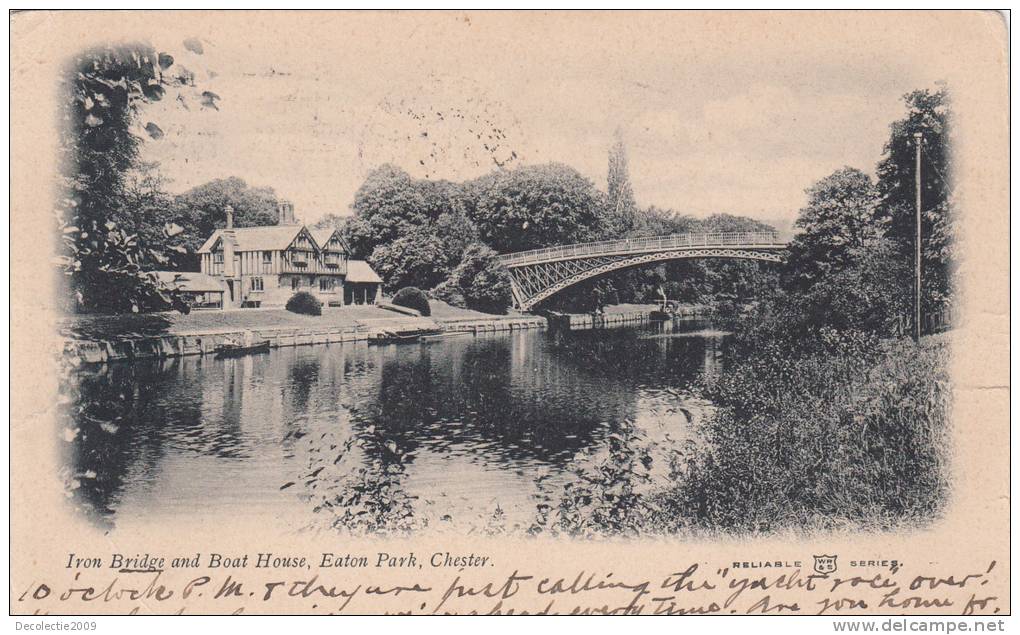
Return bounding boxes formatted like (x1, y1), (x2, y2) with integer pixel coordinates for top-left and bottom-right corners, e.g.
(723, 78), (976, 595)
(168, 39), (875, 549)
(497, 231), (788, 311)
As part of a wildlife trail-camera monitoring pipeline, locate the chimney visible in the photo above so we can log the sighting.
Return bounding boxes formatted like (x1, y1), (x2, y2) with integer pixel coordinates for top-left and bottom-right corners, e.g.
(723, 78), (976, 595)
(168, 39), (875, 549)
(225, 205), (234, 229)
(277, 200), (295, 225)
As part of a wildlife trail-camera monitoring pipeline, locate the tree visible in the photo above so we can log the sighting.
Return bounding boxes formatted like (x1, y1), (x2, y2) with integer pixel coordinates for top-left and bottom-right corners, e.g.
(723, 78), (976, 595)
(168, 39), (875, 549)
(434, 243), (513, 314)
(785, 167), (882, 291)
(56, 42), (196, 313)
(117, 162), (192, 270)
(312, 212), (348, 231)
(174, 176), (281, 252)
(345, 164), (434, 258)
(345, 165), (478, 291)
(606, 134), (638, 234)
(875, 85), (955, 309)
(368, 227), (452, 292)
(775, 168), (912, 335)
(795, 239), (911, 335)
(467, 163), (606, 253)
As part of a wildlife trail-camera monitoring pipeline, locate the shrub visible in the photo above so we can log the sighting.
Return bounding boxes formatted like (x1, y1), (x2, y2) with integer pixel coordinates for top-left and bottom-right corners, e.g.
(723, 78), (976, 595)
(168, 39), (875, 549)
(657, 336), (950, 534)
(285, 291), (321, 316)
(543, 323), (951, 537)
(430, 279), (465, 308)
(438, 243), (513, 314)
(392, 287), (430, 316)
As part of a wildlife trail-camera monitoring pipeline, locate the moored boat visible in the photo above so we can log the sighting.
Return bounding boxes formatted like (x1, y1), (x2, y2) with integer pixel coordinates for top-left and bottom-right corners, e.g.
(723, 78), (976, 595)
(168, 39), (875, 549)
(368, 328), (444, 345)
(214, 340), (271, 358)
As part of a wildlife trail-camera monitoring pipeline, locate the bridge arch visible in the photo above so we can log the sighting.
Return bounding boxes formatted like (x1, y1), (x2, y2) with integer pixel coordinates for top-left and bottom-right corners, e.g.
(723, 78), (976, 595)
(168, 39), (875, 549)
(498, 232), (787, 311)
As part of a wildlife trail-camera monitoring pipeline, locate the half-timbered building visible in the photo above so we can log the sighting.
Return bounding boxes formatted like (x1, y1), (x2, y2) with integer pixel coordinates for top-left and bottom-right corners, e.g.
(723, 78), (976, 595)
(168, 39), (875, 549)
(196, 203), (380, 309)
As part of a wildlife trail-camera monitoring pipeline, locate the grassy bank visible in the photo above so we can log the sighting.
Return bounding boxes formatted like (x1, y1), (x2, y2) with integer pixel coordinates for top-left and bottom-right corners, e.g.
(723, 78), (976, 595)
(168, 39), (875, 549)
(58, 300), (657, 342)
(662, 333), (951, 533)
(549, 332), (952, 537)
(59, 299), (499, 340)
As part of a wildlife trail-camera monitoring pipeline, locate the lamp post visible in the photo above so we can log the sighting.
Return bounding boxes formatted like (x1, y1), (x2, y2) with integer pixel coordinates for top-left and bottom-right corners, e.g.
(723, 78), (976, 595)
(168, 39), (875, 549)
(913, 132), (923, 342)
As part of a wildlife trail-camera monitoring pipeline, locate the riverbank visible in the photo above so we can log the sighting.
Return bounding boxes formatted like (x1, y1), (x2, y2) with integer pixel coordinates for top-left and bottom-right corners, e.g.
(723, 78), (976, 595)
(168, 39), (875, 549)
(62, 306), (547, 365)
(60, 301), (673, 364)
(59, 300), (498, 340)
(548, 331), (952, 536)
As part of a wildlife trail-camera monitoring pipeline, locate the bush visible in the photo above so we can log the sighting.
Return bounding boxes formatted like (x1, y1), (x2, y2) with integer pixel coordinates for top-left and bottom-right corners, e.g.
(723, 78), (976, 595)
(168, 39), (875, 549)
(285, 291), (322, 316)
(542, 320), (951, 537)
(656, 336), (950, 534)
(437, 243), (513, 314)
(430, 279), (465, 308)
(392, 287), (430, 316)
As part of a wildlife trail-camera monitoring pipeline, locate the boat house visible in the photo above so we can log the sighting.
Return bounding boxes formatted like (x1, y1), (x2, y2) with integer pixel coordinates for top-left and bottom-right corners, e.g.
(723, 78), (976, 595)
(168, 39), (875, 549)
(153, 271), (226, 309)
(192, 201), (382, 309)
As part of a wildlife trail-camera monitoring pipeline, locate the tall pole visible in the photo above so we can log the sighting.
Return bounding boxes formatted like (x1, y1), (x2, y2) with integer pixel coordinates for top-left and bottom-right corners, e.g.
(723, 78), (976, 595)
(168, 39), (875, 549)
(913, 132), (923, 342)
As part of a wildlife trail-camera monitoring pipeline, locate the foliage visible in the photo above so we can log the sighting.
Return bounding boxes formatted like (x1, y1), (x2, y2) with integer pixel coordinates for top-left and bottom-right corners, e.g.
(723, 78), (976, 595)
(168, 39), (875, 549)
(285, 291), (322, 316)
(56, 43), (197, 313)
(779, 165), (913, 335)
(345, 165), (477, 291)
(392, 287), (431, 316)
(605, 135), (638, 235)
(542, 324), (951, 537)
(875, 86), (956, 310)
(794, 239), (912, 335)
(785, 167), (882, 291)
(345, 164), (435, 256)
(115, 162), (193, 270)
(656, 335), (951, 534)
(433, 243), (513, 314)
(292, 426), (423, 535)
(466, 163), (606, 253)
(311, 212), (347, 230)
(368, 227), (452, 292)
(540, 421), (659, 537)
(174, 176), (282, 251)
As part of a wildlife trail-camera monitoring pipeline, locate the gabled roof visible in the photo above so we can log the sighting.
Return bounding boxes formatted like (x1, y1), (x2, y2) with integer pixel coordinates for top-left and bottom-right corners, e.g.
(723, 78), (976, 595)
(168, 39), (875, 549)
(198, 225), (316, 254)
(153, 271), (225, 293)
(347, 259), (383, 284)
(311, 227), (347, 252)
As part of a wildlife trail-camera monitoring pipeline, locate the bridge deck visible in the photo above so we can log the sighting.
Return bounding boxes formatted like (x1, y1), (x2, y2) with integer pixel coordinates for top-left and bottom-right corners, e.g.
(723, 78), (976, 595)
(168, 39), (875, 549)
(498, 231), (786, 267)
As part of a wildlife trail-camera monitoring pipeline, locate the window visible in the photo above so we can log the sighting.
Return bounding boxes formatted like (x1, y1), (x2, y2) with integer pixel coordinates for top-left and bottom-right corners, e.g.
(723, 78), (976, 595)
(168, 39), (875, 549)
(291, 277), (300, 290)
(213, 251), (224, 264)
(319, 278), (334, 292)
(262, 251), (272, 265)
(250, 277), (264, 292)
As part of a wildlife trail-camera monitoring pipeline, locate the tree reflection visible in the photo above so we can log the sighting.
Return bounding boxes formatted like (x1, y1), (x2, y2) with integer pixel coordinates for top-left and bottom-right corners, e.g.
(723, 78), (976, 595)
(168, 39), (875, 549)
(65, 326), (722, 534)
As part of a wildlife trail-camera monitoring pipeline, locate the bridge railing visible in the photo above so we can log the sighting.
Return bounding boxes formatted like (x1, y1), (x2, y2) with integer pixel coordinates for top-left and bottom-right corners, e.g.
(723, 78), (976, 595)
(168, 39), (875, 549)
(498, 231), (785, 266)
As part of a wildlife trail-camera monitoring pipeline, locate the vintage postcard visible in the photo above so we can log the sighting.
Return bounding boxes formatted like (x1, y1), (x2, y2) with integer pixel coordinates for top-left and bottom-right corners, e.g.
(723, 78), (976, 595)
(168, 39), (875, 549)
(8, 10), (1011, 619)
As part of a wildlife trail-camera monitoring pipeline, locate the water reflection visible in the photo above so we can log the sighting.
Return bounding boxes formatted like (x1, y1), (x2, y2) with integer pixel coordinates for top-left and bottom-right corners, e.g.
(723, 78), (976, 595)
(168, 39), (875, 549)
(63, 320), (727, 533)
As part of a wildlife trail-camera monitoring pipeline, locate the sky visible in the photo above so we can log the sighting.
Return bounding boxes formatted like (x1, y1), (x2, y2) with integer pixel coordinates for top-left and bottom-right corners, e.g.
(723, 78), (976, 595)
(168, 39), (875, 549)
(135, 12), (947, 227)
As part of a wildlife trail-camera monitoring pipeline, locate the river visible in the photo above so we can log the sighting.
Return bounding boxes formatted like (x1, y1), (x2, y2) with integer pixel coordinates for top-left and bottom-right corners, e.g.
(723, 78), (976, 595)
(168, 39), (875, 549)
(63, 320), (728, 534)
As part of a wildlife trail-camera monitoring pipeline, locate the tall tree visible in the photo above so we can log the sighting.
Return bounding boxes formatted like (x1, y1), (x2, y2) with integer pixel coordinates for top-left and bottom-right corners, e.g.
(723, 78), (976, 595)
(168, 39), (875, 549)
(875, 85), (955, 309)
(785, 167), (882, 291)
(345, 165), (477, 290)
(345, 164), (434, 258)
(117, 162), (192, 270)
(56, 42), (197, 313)
(606, 134), (638, 234)
(174, 176), (281, 251)
(466, 163), (605, 253)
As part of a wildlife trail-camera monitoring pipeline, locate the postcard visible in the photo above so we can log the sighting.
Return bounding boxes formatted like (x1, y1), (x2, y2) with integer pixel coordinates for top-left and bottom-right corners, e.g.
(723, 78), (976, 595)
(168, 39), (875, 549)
(9, 10), (1010, 617)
